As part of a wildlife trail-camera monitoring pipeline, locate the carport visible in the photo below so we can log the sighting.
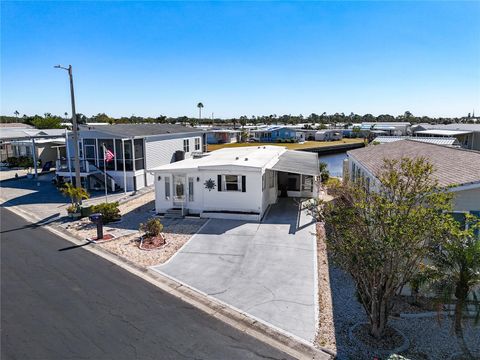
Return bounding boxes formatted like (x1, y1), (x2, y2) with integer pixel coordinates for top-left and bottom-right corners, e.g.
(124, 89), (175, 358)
(267, 150), (320, 198)
(0, 128), (67, 177)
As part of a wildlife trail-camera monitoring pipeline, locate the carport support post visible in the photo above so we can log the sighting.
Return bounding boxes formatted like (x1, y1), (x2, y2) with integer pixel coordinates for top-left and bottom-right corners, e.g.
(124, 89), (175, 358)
(31, 138), (38, 178)
(122, 139), (127, 194)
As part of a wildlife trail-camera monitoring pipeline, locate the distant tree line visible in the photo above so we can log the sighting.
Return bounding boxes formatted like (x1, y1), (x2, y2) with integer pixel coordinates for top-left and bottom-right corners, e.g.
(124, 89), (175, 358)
(1, 110), (477, 129)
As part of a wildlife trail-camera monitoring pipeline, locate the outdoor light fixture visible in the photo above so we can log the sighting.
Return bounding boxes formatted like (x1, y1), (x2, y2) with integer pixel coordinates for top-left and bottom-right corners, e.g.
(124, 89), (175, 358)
(158, 176), (162, 181)
(197, 177), (200, 182)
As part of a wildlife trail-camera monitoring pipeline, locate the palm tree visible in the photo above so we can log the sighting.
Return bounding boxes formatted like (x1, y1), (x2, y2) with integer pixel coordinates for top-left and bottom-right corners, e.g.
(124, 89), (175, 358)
(197, 102), (204, 121)
(60, 183), (90, 210)
(427, 214), (480, 359)
(14, 110), (19, 118)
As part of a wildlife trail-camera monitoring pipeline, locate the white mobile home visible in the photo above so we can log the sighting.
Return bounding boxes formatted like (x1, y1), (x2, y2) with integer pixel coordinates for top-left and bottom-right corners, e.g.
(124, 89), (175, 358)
(56, 124), (206, 192)
(314, 130), (343, 141)
(150, 146), (320, 220)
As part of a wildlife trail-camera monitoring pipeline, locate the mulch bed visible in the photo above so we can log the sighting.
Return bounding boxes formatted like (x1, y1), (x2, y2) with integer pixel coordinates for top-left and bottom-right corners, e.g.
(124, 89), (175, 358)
(352, 323), (405, 351)
(139, 234), (166, 250)
(88, 233), (116, 243)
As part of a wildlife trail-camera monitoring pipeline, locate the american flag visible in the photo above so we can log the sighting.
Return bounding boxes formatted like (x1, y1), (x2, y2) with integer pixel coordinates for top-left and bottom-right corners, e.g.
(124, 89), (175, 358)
(104, 148), (115, 163)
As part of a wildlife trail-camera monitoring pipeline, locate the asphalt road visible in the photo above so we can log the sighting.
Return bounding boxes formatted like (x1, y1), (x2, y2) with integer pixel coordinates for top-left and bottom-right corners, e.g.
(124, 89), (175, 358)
(0, 208), (293, 360)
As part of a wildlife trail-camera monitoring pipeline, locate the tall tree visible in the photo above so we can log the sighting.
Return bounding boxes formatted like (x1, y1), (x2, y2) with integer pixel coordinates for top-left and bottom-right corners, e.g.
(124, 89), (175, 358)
(14, 110), (19, 118)
(320, 158), (453, 339)
(32, 115), (62, 129)
(197, 102), (204, 121)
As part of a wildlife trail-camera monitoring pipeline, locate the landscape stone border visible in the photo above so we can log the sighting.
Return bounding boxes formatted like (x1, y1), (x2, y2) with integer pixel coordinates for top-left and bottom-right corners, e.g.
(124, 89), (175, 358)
(348, 322), (410, 356)
(138, 234), (167, 251)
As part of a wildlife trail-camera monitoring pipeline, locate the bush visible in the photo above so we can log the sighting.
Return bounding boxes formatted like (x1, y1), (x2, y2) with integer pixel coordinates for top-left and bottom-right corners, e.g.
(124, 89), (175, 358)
(140, 218), (163, 237)
(91, 202), (121, 224)
(6, 156), (34, 168)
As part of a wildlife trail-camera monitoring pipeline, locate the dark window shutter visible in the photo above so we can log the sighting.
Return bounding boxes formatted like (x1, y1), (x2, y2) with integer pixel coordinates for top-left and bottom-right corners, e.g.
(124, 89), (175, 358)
(217, 175), (222, 191)
(242, 176), (246, 192)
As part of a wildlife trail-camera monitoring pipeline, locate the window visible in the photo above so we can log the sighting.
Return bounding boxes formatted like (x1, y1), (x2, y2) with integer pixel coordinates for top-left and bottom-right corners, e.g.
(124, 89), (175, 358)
(188, 177), (194, 201)
(183, 139), (190, 153)
(218, 175), (245, 192)
(225, 175), (239, 191)
(134, 139), (145, 170)
(302, 175), (313, 191)
(165, 176), (171, 200)
(194, 138), (200, 151)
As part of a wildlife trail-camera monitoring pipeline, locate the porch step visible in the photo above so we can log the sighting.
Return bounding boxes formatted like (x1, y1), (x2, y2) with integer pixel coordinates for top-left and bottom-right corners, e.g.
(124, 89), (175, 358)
(164, 208), (184, 219)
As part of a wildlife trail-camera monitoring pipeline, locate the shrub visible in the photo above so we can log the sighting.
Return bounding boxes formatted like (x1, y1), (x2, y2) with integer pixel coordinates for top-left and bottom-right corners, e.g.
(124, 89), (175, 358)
(140, 218), (163, 237)
(66, 204), (78, 214)
(323, 177), (341, 188)
(7, 156), (34, 168)
(91, 202), (121, 224)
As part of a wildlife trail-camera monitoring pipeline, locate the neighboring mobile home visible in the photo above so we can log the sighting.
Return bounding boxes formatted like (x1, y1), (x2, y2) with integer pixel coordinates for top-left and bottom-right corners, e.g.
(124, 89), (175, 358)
(150, 146), (320, 220)
(0, 127), (66, 174)
(250, 126), (305, 143)
(56, 124), (206, 192)
(412, 123), (480, 150)
(344, 140), (480, 212)
(314, 130), (343, 141)
(206, 129), (241, 144)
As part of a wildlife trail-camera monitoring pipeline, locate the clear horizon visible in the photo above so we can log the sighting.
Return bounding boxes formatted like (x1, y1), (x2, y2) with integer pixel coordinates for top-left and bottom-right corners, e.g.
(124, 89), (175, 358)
(1, 1), (479, 119)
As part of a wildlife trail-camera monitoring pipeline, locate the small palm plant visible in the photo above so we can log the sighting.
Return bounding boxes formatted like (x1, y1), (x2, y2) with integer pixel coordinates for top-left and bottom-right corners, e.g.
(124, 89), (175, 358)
(61, 183), (90, 213)
(428, 213), (480, 359)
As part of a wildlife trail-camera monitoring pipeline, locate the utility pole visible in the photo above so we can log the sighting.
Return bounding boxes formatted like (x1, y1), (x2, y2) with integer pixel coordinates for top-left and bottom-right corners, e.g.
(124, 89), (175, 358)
(55, 65), (81, 189)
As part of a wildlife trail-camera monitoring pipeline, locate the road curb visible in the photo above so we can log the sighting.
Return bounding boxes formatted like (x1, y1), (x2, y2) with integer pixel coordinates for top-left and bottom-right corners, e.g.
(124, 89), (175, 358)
(3, 205), (334, 360)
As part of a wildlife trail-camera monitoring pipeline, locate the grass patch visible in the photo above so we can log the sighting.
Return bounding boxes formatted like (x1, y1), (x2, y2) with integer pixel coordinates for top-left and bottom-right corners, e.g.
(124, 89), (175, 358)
(207, 138), (364, 151)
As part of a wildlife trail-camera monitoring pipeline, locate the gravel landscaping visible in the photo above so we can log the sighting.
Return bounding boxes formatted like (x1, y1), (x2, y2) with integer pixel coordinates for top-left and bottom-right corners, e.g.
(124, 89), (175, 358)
(97, 218), (206, 267)
(315, 225), (480, 360)
(62, 193), (206, 268)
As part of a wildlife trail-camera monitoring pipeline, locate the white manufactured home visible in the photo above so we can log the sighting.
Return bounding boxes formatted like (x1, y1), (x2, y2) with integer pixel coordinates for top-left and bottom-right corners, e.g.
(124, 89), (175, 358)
(150, 146), (320, 220)
(56, 124), (206, 192)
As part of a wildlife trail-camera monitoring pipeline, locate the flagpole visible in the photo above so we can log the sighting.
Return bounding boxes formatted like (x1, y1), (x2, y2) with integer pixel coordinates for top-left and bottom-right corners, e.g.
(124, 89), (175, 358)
(103, 144), (108, 203)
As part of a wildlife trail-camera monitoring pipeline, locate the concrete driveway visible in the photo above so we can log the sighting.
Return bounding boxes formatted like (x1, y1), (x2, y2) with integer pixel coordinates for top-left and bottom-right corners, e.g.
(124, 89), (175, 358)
(151, 198), (318, 342)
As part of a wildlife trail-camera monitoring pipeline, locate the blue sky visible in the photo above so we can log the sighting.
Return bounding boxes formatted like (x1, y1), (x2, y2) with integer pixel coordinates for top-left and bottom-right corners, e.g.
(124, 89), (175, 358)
(1, 1), (479, 118)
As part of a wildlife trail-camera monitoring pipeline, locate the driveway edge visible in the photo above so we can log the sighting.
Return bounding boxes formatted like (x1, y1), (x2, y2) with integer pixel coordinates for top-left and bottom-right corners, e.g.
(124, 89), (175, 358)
(4, 205), (334, 360)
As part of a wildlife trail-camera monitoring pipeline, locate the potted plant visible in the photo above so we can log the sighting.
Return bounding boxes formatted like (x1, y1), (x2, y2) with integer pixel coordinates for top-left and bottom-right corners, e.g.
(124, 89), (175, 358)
(61, 183), (90, 219)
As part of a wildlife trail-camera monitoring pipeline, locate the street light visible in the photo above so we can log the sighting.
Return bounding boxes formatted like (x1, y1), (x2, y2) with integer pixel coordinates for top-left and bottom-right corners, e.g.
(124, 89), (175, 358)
(54, 64), (81, 189)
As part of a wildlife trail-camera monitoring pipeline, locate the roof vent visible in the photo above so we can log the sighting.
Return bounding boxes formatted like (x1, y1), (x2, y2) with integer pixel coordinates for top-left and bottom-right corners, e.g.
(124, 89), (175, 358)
(257, 146), (260, 149)
(244, 158), (248, 161)
(235, 157), (239, 160)
(263, 146), (266, 149)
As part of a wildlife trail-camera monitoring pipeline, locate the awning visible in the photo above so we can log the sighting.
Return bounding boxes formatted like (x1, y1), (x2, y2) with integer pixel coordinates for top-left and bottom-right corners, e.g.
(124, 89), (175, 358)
(268, 150), (320, 176)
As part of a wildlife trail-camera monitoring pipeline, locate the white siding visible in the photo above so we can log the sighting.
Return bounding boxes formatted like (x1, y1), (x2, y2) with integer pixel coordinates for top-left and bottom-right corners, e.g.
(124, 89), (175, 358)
(154, 169), (264, 216)
(452, 188), (480, 212)
(145, 134), (203, 187)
